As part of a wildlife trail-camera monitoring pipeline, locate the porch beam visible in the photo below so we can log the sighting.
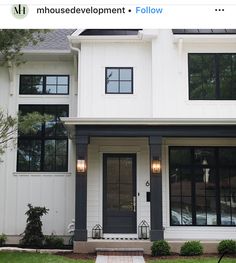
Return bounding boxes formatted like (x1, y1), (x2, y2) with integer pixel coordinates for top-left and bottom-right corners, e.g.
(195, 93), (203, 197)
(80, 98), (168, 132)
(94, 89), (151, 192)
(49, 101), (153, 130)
(76, 125), (236, 137)
(149, 136), (164, 240)
(74, 135), (90, 241)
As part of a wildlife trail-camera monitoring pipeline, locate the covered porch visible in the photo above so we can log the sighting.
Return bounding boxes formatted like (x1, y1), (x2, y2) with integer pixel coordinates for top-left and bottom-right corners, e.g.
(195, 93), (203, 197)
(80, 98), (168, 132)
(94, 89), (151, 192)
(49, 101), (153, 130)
(62, 120), (236, 253)
(75, 135), (162, 243)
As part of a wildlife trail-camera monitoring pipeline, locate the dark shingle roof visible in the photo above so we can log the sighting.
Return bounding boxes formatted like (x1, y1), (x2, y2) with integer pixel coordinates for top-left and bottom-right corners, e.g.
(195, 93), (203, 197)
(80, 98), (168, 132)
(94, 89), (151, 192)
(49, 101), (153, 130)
(25, 29), (76, 51)
(80, 29), (141, 36)
(24, 29), (143, 51)
(173, 29), (236, 34)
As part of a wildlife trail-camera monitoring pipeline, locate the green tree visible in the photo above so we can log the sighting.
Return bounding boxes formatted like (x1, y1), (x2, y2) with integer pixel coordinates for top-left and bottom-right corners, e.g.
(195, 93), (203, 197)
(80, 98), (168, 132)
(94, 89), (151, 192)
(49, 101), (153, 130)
(0, 29), (51, 159)
(0, 108), (51, 160)
(0, 29), (48, 64)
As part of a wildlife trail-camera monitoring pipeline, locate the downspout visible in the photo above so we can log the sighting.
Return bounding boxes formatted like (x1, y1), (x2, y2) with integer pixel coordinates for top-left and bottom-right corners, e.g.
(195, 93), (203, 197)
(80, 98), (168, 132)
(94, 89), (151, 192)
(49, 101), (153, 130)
(7, 61), (14, 96)
(69, 42), (81, 118)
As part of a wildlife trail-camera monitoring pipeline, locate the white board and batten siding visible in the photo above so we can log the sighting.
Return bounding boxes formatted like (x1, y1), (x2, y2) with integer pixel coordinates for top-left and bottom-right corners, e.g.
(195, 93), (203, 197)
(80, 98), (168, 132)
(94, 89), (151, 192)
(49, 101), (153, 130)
(0, 59), (76, 240)
(78, 42), (152, 118)
(153, 30), (236, 119)
(78, 29), (236, 120)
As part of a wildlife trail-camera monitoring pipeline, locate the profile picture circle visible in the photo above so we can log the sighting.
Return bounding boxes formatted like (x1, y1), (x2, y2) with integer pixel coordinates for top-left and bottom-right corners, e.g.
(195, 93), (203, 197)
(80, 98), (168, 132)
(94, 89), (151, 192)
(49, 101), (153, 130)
(12, 4), (29, 19)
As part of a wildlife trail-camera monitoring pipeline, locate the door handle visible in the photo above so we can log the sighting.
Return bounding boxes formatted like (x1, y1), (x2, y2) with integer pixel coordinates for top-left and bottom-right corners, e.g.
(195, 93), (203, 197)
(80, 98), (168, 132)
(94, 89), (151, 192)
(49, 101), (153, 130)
(133, 196), (136, 212)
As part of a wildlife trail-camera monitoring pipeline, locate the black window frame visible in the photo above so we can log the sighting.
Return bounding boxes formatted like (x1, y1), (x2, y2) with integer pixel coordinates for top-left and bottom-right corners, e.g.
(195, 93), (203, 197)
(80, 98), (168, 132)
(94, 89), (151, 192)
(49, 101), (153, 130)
(169, 146), (236, 226)
(19, 75), (70, 95)
(188, 53), (236, 100)
(17, 104), (69, 172)
(105, 67), (134, 94)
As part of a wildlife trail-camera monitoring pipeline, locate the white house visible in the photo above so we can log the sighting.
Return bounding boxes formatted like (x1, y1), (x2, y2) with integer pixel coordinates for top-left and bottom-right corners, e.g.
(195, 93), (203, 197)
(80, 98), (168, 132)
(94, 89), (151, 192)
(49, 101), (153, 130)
(1, 29), (236, 254)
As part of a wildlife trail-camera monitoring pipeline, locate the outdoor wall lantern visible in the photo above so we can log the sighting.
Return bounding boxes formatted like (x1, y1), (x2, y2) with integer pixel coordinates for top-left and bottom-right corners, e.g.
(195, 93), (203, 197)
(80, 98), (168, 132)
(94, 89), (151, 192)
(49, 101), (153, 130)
(138, 220), (150, 239)
(77, 159), (86, 173)
(152, 158), (161, 174)
(92, 224), (102, 239)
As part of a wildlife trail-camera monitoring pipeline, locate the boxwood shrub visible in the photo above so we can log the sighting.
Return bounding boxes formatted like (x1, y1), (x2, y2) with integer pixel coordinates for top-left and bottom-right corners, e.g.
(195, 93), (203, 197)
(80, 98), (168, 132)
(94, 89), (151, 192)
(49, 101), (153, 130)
(44, 234), (64, 249)
(180, 241), (203, 256)
(151, 240), (171, 256)
(218, 240), (236, 254)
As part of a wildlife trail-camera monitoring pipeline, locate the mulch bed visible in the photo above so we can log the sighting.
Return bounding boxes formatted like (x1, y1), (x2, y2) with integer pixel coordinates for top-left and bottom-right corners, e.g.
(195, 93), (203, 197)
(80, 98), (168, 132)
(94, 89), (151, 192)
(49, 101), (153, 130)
(56, 252), (96, 260)
(144, 253), (236, 261)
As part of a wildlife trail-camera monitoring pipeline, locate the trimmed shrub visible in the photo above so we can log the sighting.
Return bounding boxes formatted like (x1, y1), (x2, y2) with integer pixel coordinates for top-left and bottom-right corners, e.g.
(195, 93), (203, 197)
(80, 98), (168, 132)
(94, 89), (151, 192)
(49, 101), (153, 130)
(218, 240), (236, 255)
(20, 204), (49, 248)
(0, 233), (7, 246)
(180, 241), (203, 256)
(44, 234), (64, 249)
(151, 240), (171, 256)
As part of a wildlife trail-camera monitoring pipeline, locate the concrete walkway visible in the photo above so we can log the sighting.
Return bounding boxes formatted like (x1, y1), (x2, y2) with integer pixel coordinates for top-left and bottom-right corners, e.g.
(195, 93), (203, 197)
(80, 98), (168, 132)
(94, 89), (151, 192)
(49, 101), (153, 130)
(96, 255), (145, 263)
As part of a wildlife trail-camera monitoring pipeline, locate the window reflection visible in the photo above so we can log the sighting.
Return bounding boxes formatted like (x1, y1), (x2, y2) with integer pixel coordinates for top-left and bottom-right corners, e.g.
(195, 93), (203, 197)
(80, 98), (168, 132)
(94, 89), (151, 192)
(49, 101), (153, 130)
(170, 147), (236, 226)
(20, 75), (69, 95)
(189, 54), (236, 100)
(106, 68), (133, 94)
(105, 156), (134, 212)
(17, 105), (68, 172)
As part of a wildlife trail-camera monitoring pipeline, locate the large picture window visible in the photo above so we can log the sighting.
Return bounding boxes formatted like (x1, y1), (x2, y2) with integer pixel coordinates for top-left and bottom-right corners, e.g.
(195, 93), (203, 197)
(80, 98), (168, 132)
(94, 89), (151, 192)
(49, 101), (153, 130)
(17, 105), (69, 172)
(169, 146), (236, 226)
(20, 75), (69, 95)
(189, 54), (236, 100)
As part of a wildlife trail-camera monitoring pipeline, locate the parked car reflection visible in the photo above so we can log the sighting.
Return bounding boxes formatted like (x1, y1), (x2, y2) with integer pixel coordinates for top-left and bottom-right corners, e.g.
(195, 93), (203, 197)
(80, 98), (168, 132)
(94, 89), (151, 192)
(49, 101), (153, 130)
(171, 210), (236, 226)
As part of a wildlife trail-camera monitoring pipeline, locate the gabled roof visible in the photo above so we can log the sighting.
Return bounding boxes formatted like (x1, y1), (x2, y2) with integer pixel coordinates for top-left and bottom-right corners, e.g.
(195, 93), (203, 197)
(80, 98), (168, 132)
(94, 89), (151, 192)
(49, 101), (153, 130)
(24, 29), (76, 51)
(173, 29), (236, 34)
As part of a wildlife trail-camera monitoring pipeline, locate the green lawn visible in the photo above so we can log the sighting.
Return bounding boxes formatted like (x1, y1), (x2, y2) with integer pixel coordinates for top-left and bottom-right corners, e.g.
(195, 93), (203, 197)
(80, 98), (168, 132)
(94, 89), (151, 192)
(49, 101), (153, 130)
(147, 258), (236, 263)
(0, 252), (94, 263)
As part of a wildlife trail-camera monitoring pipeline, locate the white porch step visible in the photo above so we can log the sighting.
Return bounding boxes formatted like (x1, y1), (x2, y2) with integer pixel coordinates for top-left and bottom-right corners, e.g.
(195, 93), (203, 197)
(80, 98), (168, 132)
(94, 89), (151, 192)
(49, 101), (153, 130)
(95, 249), (145, 263)
(96, 255), (145, 263)
(96, 247), (144, 256)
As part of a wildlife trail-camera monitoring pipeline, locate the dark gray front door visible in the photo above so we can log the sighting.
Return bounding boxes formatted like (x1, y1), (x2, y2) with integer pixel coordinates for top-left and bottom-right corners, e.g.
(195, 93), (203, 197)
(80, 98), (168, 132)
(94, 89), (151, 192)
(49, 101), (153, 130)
(103, 154), (137, 233)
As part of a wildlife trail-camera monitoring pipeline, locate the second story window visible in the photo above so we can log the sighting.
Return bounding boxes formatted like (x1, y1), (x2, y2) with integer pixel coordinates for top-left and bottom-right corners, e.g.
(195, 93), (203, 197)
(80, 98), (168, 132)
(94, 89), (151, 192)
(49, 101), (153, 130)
(189, 53), (236, 100)
(20, 75), (69, 95)
(105, 67), (133, 94)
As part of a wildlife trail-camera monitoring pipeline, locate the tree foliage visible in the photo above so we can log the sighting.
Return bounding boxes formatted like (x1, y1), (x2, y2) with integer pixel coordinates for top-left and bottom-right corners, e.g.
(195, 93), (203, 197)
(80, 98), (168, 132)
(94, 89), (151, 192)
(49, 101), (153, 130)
(0, 108), (52, 159)
(0, 29), (48, 64)
(0, 110), (17, 157)
(0, 30), (52, 158)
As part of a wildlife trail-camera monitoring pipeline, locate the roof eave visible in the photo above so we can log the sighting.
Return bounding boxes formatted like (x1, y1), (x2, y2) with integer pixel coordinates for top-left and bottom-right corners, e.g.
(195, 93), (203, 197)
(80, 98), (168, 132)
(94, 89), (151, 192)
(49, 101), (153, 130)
(61, 117), (236, 126)
(22, 49), (72, 54)
(68, 33), (158, 43)
(173, 34), (236, 44)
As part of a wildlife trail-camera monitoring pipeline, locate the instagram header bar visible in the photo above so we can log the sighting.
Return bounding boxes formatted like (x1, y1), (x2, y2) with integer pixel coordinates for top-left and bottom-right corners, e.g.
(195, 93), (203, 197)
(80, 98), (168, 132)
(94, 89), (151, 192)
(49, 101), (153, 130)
(0, 3), (235, 28)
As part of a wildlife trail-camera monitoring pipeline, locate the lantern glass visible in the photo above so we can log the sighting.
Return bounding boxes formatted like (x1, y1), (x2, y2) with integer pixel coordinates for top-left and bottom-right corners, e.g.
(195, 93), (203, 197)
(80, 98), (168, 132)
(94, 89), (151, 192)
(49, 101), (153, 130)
(138, 220), (149, 240)
(152, 159), (161, 174)
(92, 224), (102, 239)
(77, 159), (86, 173)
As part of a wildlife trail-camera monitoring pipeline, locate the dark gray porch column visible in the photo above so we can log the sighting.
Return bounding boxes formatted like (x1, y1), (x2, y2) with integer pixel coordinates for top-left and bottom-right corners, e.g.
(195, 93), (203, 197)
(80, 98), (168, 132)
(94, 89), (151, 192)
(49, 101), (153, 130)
(149, 136), (164, 240)
(74, 135), (89, 241)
